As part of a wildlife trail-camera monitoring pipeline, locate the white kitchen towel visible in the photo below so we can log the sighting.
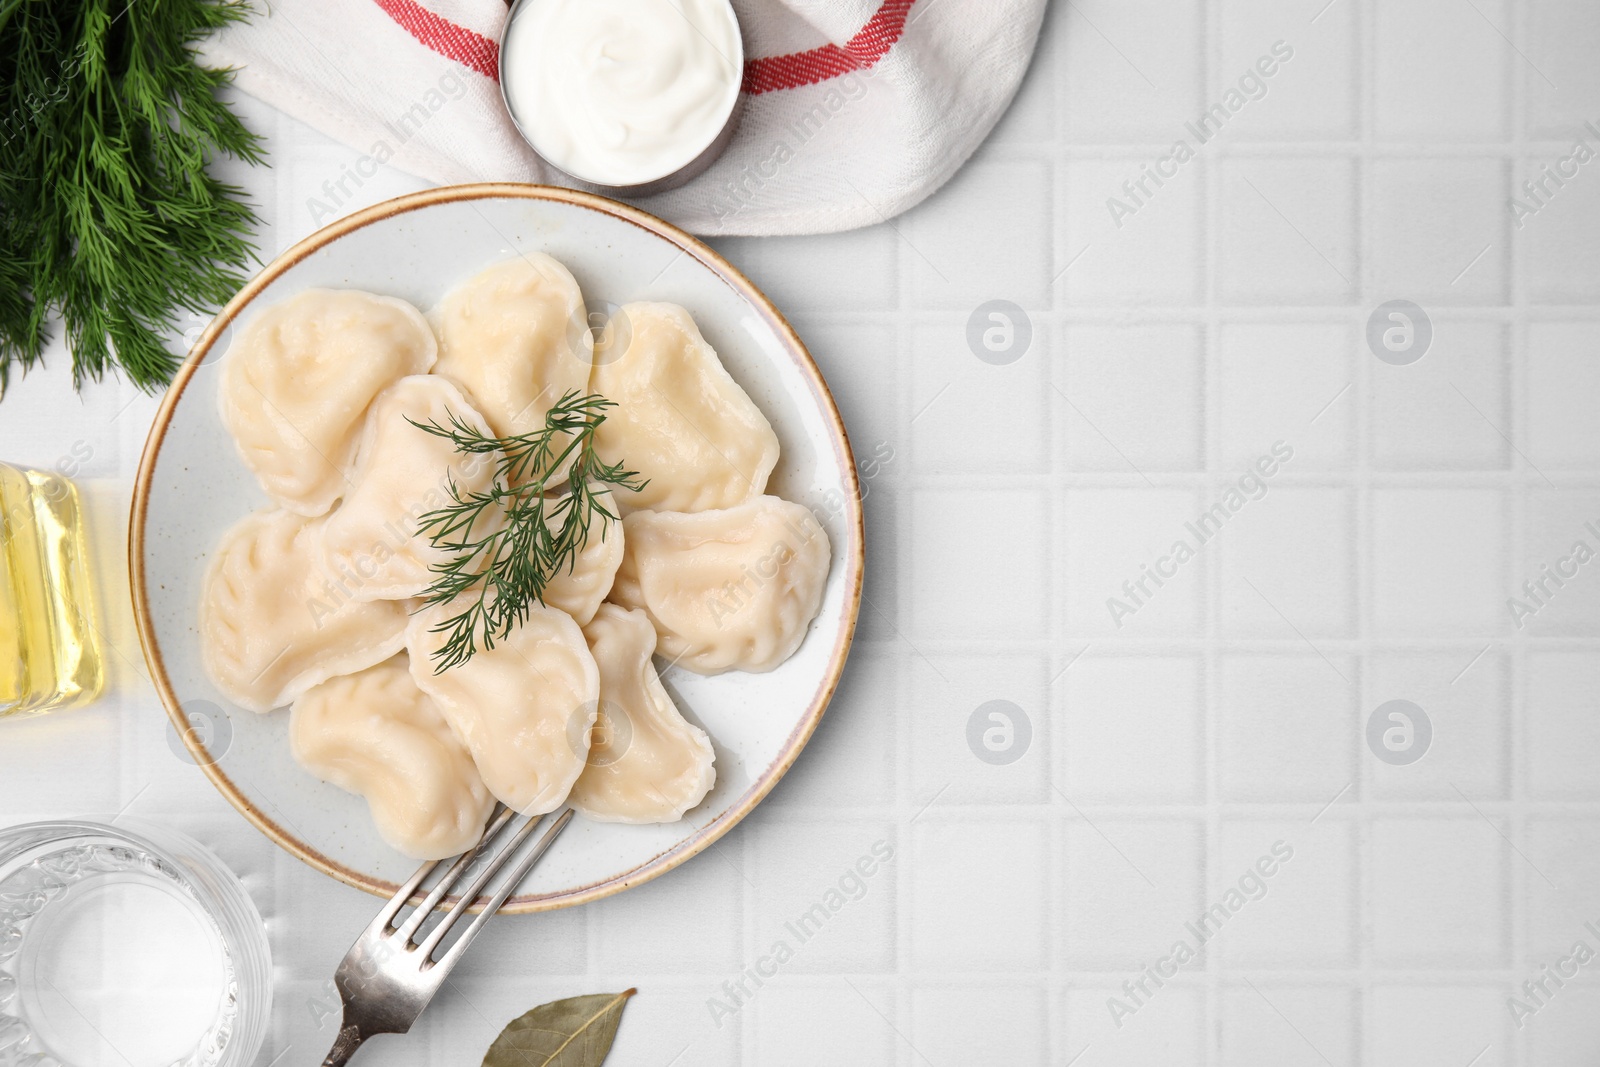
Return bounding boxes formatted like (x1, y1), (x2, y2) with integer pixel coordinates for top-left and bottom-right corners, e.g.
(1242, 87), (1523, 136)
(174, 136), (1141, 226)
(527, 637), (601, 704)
(201, 0), (1046, 235)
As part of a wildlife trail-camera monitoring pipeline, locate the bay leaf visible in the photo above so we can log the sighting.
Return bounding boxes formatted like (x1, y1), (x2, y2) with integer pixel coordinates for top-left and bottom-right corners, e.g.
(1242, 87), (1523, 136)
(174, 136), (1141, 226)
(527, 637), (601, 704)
(482, 989), (637, 1067)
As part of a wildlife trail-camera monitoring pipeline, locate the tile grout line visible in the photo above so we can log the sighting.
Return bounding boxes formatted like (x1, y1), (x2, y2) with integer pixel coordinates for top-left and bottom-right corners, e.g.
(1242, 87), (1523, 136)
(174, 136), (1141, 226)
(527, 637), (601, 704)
(1507, 3), (1530, 1065)
(1041, 146), (1063, 1067)
(891, 144), (914, 1067)
(797, 302), (1600, 321)
(1354, 0), (1377, 1049)
(1200, 0), (1222, 1057)
(1046, 18), (1074, 1058)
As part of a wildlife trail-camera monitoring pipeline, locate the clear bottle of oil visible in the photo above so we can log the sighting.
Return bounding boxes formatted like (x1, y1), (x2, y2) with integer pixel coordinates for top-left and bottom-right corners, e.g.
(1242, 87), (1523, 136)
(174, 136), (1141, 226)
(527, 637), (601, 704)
(0, 462), (103, 716)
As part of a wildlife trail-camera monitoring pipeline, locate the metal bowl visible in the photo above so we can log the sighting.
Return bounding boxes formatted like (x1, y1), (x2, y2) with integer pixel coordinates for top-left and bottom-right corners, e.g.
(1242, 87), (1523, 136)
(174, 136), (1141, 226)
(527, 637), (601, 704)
(497, 0), (745, 197)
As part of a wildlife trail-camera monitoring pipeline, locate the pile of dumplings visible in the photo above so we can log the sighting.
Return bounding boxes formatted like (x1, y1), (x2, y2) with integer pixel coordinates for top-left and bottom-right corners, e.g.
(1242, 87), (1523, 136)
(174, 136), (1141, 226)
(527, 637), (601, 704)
(198, 255), (833, 859)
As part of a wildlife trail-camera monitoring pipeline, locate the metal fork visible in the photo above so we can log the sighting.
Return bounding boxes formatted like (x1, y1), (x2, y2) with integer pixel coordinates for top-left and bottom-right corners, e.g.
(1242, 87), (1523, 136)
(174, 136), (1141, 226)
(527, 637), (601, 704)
(320, 805), (575, 1066)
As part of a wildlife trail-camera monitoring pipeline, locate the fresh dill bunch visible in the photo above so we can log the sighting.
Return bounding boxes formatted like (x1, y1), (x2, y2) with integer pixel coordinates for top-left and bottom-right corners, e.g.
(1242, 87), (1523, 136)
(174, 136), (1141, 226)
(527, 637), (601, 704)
(0, 0), (264, 396)
(412, 391), (648, 672)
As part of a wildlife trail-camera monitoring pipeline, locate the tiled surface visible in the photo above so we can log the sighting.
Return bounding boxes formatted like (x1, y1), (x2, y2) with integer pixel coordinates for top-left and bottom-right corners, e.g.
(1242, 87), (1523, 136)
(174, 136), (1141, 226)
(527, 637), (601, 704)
(6, 0), (1600, 1063)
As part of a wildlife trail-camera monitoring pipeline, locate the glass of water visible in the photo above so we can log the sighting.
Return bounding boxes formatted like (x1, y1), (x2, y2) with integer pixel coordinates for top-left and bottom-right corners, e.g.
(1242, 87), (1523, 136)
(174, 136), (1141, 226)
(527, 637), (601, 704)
(0, 819), (271, 1067)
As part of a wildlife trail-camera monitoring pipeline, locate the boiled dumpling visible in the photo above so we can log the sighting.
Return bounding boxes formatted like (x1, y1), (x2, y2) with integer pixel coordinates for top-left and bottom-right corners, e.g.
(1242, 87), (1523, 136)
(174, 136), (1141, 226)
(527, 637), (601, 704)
(570, 605), (714, 823)
(290, 656), (494, 859)
(219, 289), (437, 516)
(199, 509), (409, 712)
(539, 488), (624, 625)
(609, 496), (831, 674)
(431, 256), (593, 438)
(406, 600), (599, 814)
(320, 376), (503, 602)
(590, 302), (779, 513)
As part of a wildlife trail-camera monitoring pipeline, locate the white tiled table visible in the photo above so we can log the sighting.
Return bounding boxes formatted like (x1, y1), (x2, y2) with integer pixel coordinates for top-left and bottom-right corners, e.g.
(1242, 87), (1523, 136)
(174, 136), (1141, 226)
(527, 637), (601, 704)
(7, 0), (1600, 1063)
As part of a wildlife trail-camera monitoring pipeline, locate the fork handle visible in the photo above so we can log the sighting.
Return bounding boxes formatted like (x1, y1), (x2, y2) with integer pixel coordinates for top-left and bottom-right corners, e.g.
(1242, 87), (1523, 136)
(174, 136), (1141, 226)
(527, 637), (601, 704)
(322, 1024), (367, 1067)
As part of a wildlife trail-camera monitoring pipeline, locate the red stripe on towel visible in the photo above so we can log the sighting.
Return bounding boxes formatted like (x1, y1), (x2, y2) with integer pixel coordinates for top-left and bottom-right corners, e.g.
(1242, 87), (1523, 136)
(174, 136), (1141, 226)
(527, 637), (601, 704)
(373, 0), (915, 94)
(372, 0), (501, 81)
(742, 0), (916, 94)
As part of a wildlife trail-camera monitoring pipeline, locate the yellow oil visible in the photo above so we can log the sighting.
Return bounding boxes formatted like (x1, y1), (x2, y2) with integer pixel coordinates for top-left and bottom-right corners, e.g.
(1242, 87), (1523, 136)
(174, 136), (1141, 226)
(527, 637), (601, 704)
(0, 462), (103, 716)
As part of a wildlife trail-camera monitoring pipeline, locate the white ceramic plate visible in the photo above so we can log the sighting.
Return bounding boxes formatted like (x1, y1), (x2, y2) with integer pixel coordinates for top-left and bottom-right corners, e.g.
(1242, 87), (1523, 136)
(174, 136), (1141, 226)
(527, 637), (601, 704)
(131, 185), (863, 912)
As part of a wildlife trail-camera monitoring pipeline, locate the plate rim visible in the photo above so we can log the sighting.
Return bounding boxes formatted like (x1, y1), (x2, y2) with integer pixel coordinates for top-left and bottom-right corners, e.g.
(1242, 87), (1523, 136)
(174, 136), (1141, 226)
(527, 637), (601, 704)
(128, 182), (865, 913)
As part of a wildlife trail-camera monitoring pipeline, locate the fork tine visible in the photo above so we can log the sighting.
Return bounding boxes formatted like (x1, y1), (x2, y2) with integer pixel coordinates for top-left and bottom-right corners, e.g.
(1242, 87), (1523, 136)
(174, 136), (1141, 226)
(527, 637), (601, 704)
(370, 858), (441, 935)
(419, 808), (574, 966)
(412, 811), (552, 961)
(392, 805), (518, 944)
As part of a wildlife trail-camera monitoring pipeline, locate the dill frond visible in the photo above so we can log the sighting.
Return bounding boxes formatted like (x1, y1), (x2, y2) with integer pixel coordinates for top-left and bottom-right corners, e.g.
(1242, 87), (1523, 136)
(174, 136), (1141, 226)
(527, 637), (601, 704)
(0, 0), (263, 396)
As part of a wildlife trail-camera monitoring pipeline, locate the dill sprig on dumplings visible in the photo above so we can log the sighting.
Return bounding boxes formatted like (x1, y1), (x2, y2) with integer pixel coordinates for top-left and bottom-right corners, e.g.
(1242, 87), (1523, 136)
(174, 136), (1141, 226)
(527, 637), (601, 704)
(410, 391), (646, 672)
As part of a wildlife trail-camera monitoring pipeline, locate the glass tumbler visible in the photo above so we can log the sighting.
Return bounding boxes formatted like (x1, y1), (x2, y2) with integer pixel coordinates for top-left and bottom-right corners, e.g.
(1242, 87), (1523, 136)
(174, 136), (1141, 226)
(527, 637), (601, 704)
(0, 819), (271, 1067)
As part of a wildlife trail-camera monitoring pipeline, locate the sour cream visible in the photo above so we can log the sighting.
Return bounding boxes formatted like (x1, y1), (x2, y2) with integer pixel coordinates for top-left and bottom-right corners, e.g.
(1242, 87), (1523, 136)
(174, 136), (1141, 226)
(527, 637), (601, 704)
(501, 0), (743, 190)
